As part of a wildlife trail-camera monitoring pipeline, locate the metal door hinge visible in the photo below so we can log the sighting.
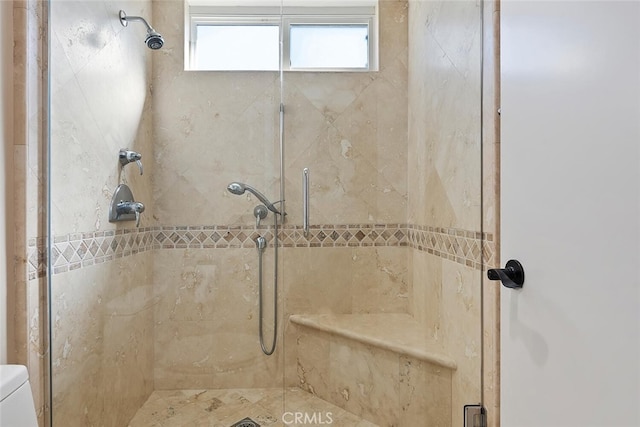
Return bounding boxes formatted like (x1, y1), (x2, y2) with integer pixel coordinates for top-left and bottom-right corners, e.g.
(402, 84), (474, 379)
(464, 405), (486, 427)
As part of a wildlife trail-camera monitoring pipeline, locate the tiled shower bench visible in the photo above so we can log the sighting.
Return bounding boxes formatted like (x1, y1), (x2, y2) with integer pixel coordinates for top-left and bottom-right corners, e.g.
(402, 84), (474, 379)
(288, 313), (457, 426)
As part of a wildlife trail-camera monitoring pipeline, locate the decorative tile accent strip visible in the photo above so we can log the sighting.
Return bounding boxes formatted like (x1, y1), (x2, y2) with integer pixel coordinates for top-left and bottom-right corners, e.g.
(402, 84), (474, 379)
(406, 225), (495, 270)
(281, 223), (408, 248)
(141, 224), (407, 250)
(28, 224), (494, 276)
(153, 225), (276, 250)
(28, 227), (157, 278)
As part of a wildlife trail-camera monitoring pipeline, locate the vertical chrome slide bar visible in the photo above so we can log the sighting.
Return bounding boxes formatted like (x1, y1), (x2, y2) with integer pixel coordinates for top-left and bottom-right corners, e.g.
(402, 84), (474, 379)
(303, 168), (309, 236)
(279, 103), (285, 222)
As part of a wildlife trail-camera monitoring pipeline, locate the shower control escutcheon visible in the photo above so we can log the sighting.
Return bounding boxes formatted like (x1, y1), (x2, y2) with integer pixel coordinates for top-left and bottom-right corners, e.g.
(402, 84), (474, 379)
(254, 205), (268, 228)
(109, 184), (145, 227)
(119, 149), (143, 175)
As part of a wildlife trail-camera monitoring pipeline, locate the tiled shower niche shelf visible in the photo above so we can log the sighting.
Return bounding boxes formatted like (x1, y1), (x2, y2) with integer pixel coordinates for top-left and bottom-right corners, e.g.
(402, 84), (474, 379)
(289, 313), (457, 370)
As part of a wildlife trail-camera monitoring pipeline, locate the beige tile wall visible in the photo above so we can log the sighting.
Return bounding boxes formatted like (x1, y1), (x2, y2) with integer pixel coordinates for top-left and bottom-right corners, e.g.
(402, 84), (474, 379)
(407, 1), (485, 426)
(50, 0), (155, 234)
(50, 253), (154, 426)
(481, 2), (501, 425)
(150, 0), (411, 392)
(152, 0), (408, 227)
(11, 1), (50, 425)
(152, 247), (285, 390)
(48, 1), (156, 425)
(283, 0), (408, 226)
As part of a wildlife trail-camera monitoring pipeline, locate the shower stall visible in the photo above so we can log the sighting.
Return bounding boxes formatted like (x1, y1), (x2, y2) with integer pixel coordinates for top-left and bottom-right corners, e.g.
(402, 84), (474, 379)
(44, 0), (498, 425)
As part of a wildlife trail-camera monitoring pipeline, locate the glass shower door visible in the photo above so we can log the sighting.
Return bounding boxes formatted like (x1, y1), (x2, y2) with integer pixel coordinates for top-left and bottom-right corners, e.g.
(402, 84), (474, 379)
(48, 0), (285, 425)
(279, 0), (488, 425)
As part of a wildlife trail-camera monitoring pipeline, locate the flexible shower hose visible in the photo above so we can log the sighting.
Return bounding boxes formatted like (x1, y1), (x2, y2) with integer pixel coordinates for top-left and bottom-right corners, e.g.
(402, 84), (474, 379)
(257, 211), (279, 355)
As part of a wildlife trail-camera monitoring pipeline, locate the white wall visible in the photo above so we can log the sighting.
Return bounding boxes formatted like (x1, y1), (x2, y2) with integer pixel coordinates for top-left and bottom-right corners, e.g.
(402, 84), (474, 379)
(0, 0), (14, 364)
(501, 1), (640, 425)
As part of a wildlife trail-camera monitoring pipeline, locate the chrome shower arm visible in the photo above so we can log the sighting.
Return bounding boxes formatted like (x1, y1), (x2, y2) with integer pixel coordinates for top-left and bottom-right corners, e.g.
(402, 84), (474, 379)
(119, 10), (164, 50)
(119, 11), (153, 31)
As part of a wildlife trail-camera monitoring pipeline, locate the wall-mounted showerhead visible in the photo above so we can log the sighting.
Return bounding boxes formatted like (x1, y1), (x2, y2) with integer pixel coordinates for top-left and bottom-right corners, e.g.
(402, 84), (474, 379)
(145, 30), (164, 50)
(119, 10), (164, 50)
(227, 182), (280, 214)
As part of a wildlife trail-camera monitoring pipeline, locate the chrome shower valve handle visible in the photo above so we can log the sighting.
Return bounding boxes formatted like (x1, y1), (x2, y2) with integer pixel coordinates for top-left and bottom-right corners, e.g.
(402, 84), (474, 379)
(116, 201), (145, 227)
(119, 149), (144, 175)
(109, 184), (145, 228)
(254, 205), (268, 228)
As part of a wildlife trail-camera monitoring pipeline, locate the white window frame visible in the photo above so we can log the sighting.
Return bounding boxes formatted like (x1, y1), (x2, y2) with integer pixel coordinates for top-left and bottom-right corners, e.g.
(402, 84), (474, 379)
(282, 16), (376, 72)
(188, 15), (282, 71)
(185, 3), (379, 72)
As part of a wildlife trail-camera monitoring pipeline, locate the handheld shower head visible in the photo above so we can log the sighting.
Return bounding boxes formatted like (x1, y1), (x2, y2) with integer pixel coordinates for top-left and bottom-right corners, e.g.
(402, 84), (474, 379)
(227, 182), (247, 196)
(227, 182), (280, 214)
(119, 10), (164, 50)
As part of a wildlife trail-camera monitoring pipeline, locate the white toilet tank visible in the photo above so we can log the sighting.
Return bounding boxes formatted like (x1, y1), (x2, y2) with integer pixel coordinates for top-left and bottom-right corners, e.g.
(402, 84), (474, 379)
(0, 365), (39, 427)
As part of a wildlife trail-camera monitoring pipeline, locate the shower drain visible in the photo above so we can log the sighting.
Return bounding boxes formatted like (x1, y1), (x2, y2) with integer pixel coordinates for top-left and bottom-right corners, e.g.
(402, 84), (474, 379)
(230, 417), (260, 427)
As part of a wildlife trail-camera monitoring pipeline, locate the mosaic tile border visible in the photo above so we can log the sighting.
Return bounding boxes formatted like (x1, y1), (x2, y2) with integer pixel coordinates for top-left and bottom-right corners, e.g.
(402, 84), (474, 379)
(407, 225), (495, 270)
(35, 229), (156, 278)
(28, 224), (495, 277)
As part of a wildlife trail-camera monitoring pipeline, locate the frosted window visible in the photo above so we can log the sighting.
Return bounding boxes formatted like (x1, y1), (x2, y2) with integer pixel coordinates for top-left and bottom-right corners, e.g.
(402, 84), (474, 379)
(186, 3), (378, 72)
(289, 25), (369, 69)
(194, 25), (280, 71)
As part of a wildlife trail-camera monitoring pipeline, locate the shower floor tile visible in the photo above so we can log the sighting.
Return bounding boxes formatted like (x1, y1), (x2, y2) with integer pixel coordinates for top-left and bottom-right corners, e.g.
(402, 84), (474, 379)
(127, 387), (378, 427)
